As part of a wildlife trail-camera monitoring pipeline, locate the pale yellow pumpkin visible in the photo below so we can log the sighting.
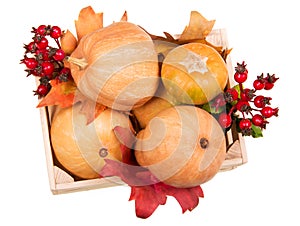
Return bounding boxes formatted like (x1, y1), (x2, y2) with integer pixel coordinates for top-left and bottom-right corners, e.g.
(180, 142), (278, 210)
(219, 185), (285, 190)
(50, 103), (133, 179)
(161, 42), (228, 105)
(68, 21), (160, 111)
(134, 105), (226, 188)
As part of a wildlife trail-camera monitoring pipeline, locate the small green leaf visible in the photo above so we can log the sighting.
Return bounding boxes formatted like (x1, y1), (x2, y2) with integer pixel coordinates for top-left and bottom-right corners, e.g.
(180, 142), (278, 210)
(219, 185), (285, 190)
(232, 84), (243, 99)
(201, 102), (225, 114)
(251, 124), (263, 138)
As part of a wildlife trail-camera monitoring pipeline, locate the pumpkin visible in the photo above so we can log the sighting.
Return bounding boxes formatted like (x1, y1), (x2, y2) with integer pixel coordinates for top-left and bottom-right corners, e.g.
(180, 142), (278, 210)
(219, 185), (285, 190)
(132, 81), (176, 129)
(68, 21), (160, 111)
(134, 105), (226, 188)
(161, 42), (228, 105)
(50, 103), (133, 179)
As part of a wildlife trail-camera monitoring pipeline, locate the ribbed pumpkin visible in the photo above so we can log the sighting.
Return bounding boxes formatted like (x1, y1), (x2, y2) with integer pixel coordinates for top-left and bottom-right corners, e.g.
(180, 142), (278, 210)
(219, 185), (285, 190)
(50, 103), (133, 179)
(68, 21), (160, 111)
(134, 105), (226, 188)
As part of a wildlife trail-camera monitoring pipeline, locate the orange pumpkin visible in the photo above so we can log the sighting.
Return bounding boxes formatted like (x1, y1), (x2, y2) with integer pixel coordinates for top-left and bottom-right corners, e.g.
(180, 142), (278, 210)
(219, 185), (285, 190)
(68, 21), (160, 111)
(50, 103), (133, 179)
(134, 105), (226, 188)
(132, 82), (176, 129)
(161, 42), (228, 105)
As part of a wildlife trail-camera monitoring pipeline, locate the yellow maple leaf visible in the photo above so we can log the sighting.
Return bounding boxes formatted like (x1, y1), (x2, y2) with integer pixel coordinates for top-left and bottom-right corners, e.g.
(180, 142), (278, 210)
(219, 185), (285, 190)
(37, 80), (77, 108)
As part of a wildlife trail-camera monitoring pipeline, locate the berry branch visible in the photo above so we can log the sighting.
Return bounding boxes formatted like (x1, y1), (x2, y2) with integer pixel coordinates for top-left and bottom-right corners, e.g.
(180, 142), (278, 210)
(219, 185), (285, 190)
(211, 61), (279, 137)
(20, 25), (71, 97)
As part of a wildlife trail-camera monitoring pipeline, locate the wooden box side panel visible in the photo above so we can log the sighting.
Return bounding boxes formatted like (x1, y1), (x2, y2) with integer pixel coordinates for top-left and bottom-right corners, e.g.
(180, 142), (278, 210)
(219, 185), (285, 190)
(207, 29), (248, 171)
(39, 106), (57, 192)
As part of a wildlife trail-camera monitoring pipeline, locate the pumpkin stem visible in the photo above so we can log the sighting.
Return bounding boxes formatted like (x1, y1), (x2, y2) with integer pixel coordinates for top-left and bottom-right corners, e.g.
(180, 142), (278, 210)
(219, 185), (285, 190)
(66, 56), (88, 70)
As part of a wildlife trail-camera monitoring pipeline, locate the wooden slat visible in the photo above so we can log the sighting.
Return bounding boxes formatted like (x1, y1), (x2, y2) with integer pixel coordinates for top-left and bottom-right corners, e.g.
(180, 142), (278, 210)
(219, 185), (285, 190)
(207, 29), (247, 171)
(53, 177), (125, 195)
(39, 106), (57, 192)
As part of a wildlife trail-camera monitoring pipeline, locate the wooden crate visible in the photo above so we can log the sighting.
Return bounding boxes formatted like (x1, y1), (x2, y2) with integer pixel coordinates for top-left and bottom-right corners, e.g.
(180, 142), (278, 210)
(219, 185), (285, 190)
(39, 29), (247, 195)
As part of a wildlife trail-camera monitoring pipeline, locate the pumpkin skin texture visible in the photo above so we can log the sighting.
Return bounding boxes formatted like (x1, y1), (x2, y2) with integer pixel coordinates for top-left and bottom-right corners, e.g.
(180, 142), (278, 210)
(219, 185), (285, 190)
(69, 21), (160, 111)
(134, 105), (226, 188)
(161, 43), (228, 105)
(50, 104), (133, 179)
(132, 81), (177, 129)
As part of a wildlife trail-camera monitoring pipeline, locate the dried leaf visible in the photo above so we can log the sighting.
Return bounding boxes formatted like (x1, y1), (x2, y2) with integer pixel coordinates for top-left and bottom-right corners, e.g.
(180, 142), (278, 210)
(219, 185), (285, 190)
(100, 159), (157, 187)
(37, 80), (77, 108)
(130, 184), (167, 219)
(179, 11), (215, 41)
(120, 11), (128, 21)
(100, 157), (204, 218)
(163, 32), (175, 41)
(75, 6), (103, 41)
(165, 185), (204, 213)
(60, 30), (77, 55)
(77, 95), (107, 125)
(141, 27), (176, 42)
(38, 79), (106, 123)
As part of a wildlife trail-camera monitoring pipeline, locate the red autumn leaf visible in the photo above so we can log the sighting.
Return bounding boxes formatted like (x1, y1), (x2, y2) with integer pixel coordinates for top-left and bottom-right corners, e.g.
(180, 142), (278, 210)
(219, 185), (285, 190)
(100, 126), (204, 218)
(100, 159), (157, 186)
(37, 80), (77, 108)
(129, 184), (167, 219)
(164, 184), (204, 213)
(113, 126), (137, 165)
(100, 156), (204, 218)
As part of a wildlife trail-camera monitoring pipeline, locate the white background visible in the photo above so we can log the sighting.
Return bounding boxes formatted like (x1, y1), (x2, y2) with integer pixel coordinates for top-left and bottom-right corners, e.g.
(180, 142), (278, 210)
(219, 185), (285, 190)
(1, 0), (299, 225)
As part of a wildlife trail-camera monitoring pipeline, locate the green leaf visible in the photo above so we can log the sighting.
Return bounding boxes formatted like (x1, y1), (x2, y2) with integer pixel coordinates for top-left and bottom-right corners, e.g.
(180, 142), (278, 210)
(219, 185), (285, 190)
(232, 84), (243, 98)
(251, 124), (263, 138)
(201, 102), (225, 114)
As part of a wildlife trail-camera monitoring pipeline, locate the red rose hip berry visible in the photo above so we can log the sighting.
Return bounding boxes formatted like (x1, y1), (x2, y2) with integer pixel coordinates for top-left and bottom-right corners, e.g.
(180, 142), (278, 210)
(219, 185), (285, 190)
(253, 95), (271, 108)
(53, 49), (65, 61)
(23, 57), (38, 70)
(34, 84), (50, 97)
(234, 61), (248, 83)
(239, 118), (252, 130)
(36, 37), (49, 49)
(253, 79), (265, 90)
(36, 25), (47, 36)
(261, 106), (279, 118)
(41, 61), (54, 75)
(218, 113), (232, 129)
(252, 114), (267, 128)
(50, 26), (62, 39)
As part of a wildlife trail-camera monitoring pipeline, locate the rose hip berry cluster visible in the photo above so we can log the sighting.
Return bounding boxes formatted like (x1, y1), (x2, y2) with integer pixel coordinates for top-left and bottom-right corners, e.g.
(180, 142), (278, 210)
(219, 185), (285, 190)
(215, 61), (279, 137)
(20, 25), (71, 97)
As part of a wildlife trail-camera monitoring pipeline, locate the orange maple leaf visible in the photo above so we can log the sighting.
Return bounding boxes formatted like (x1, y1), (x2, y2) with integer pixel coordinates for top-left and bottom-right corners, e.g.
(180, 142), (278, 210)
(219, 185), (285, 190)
(75, 6), (103, 41)
(37, 80), (107, 124)
(37, 80), (77, 108)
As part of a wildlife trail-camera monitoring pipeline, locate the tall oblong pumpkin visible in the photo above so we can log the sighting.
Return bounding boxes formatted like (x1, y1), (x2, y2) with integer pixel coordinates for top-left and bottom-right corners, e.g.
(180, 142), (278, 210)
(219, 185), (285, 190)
(69, 21), (160, 111)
